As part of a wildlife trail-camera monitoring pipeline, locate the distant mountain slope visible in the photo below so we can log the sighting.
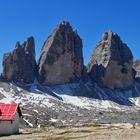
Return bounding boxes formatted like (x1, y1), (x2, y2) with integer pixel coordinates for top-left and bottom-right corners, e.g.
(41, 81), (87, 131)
(0, 80), (140, 128)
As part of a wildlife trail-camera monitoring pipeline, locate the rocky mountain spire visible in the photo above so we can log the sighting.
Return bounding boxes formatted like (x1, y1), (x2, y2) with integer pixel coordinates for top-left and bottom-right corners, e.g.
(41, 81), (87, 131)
(2, 36), (37, 84)
(88, 31), (134, 89)
(133, 60), (140, 78)
(38, 21), (84, 85)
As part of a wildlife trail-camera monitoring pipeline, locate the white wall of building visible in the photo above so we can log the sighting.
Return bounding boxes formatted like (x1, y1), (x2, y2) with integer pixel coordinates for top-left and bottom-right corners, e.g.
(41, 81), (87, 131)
(0, 111), (20, 136)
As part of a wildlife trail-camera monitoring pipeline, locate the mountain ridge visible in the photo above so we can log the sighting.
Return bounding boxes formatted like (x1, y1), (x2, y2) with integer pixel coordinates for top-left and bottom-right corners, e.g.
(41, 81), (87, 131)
(1, 21), (140, 89)
(0, 21), (140, 127)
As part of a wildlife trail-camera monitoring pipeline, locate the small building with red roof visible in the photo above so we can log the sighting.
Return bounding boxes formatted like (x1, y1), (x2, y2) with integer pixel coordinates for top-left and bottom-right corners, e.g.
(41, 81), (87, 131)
(0, 104), (22, 136)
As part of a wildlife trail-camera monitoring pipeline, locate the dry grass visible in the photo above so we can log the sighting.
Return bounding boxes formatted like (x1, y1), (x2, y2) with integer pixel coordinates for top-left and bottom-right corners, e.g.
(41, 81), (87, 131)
(1, 124), (140, 140)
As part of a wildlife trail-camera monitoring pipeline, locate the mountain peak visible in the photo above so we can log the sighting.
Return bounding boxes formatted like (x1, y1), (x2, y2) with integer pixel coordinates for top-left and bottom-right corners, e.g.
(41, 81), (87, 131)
(88, 31), (134, 89)
(38, 21), (83, 85)
(2, 36), (36, 83)
(59, 20), (70, 26)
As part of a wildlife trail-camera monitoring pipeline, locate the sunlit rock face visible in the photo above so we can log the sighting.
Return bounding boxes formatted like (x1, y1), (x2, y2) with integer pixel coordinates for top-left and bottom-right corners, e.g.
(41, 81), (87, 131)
(88, 31), (134, 89)
(38, 21), (84, 85)
(2, 36), (37, 84)
(133, 60), (140, 78)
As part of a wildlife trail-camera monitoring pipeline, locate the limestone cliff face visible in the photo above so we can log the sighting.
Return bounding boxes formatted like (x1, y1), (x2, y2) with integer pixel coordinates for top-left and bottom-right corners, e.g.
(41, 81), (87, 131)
(88, 31), (134, 89)
(1, 22), (138, 90)
(2, 52), (13, 80)
(38, 21), (84, 85)
(133, 60), (140, 78)
(2, 37), (36, 83)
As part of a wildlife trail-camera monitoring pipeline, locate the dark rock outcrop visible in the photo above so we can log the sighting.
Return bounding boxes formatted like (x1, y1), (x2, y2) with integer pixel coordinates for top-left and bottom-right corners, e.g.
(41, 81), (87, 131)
(88, 31), (134, 89)
(2, 36), (36, 84)
(2, 52), (13, 81)
(133, 60), (140, 78)
(38, 21), (83, 85)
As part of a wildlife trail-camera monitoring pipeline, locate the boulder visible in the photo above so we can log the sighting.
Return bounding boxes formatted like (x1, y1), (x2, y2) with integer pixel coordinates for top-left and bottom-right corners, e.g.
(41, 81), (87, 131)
(2, 36), (36, 83)
(88, 31), (134, 89)
(38, 21), (83, 85)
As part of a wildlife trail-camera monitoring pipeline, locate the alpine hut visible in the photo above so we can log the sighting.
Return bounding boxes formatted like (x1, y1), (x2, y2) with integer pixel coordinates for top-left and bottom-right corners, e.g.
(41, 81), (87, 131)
(0, 104), (22, 136)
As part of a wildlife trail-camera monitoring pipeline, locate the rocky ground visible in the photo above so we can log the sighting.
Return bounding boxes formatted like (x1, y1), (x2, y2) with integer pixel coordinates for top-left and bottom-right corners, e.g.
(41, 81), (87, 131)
(0, 124), (140, 140)
(0, 81), (140, 128)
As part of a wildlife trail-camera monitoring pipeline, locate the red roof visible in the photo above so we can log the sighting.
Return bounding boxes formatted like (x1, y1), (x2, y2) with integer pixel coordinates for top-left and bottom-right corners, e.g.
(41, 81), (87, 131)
(0, 104), (22, 121)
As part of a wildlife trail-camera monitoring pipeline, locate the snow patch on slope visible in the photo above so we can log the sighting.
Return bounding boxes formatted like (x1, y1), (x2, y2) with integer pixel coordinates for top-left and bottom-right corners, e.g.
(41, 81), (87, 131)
(0, 86), (54, 108)
(0, 81), (140, 111)
(0, 88), (14, 103)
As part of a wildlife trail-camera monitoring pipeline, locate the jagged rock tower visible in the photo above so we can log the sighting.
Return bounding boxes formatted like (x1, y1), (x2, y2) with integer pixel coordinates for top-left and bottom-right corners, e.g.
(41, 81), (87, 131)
(2, 37), (36, 84)
(88, 31), (134, 89)
(38, 21), (84, 85)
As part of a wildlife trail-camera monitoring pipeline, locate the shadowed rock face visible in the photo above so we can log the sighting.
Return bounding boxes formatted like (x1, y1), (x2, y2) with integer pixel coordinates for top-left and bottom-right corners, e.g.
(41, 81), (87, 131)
(88, 31), (134, 89)
(38, 21), (83, 85)
(2, 52), (13, 80)
(133, 60), (140, 78)
(2, 37), (36, 84)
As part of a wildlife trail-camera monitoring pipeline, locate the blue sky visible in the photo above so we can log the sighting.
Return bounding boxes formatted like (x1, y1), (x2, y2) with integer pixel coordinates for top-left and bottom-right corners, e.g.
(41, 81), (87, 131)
(0, 0), (140, 72)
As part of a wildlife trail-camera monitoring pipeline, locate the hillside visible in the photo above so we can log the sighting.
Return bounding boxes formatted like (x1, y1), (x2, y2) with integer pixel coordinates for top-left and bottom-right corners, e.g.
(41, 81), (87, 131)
(0, 79), (140, 127)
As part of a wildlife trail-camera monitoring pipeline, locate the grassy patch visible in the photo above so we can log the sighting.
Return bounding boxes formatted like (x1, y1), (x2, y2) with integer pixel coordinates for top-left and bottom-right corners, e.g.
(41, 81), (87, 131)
(56, 131), (71, 135)
(43, 136), (69, 140)
(55, 125), (70, 129)
(107, 125), (123, 130)
(82, 123), (103, 128)
(75, 130), (92, 133)
(55, 123), (103, 129)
